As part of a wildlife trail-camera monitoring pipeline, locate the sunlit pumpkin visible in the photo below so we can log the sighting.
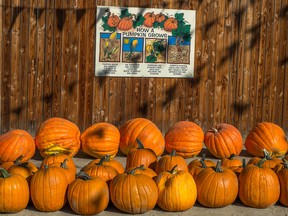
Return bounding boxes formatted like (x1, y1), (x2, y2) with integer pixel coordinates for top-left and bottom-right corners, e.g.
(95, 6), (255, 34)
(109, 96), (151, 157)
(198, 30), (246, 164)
(8, 158), (38, 183)
(125, 165), (157, 179)
(276, 161), (288, 206)
(221, 154), (243, 168)
(247, 149), (282, 169)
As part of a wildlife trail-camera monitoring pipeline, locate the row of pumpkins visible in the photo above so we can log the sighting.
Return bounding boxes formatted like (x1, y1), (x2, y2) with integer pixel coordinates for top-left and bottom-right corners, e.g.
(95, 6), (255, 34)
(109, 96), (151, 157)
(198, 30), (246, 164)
(0, 117), (287, 214)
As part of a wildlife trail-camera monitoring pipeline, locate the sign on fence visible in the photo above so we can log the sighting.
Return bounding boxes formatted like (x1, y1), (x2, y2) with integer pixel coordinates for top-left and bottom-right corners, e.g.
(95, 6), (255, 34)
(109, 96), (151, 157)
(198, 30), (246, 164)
(95, 6), (196, 78)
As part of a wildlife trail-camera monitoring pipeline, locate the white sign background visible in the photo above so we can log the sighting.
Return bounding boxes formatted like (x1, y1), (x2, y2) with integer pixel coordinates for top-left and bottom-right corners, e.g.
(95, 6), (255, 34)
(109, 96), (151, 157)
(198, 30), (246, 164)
(95, 6), (196, 78)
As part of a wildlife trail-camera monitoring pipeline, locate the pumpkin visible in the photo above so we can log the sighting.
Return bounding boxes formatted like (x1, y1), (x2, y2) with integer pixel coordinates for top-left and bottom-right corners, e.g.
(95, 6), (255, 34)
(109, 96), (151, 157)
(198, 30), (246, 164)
(30, 165), (69, 212)
(276, 161), (288, 206)
(231, 159), (246, 177)
(82, 157), (118, 183)
(155, 165), (197, 211)
(155, 150), (188, 174)
(81, 155), (125, 174)
(0, 161), (14, 171)
(194, 161), (238, 207)
(165, 121), (204, 158)
(274, 158), (288, 173)
(247, 149), (282, 169)
(35, 117), (81, 157)
(188, 159), (208, 179)
(0, 168), (30, 213)
(81, 122), (120, 158)
(126, 138), (157, 170)
(107, 13), (120, 27)
(221, 154), (243, 168)
(119, 118), (165, 156)
(245, 122), (288, 157)
(0, 129), (35, 163)
(143, 12), (156, 28)
(47, 159), (76, 184)
(239, 158), (280, 208)
(117, 16), (133, 31)
(109, 166), (158, 214)
(125, 165), (157, 179)
(155, 13), (166, 23)
(163, 17), (178, 31)
(68, 172), (109, 215)
(204, 123), (243, 158)
(187, 153), (216, 171)
(40, 153), (77, 174)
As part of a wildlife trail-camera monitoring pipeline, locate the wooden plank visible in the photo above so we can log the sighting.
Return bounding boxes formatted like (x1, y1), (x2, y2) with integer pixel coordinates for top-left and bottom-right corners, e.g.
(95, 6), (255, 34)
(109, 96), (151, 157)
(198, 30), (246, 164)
(43, 0), (55, 121)
(0, 0), (2, 133)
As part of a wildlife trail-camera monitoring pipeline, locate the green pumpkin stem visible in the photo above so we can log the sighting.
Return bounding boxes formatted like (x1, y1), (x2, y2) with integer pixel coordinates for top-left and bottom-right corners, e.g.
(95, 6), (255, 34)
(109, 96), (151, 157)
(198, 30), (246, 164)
(170, 150), (177, 157)
(104, 155), (111, 161)
(169, 165), (178, 174)
(199, 159), (207, 168)
(256, 157), (267, 168)
(242, 158), (246, 168)
(201, 153), (207, 161)
(60, 158), (69, 169)
(127, 166), (142, 175)
(77, 171), (91, 180)
(138, 165), (145, 171)
(215, 160), (223, 172)
(229, 154), (236, 160)
(0, 168), (11, 178)
(263, 148), (272, 160)
(14, 155), (24, 164)
(136, 138), (144, 149)
(43, 164), (49, 170)
(97, 157), (106, 166)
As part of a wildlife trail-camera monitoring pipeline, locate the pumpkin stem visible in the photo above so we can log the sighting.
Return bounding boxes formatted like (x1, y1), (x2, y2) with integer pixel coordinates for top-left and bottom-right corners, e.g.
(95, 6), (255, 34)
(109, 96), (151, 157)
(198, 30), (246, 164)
(43, 164), (49, 171)
(14, 155), (24, 164)
(201, 153), (207, 161)
(215, 160), (223, 172)
(255, 157), (267, 168)
(263, 148), (272, 160)
(138, 165), (145, 170)
(229, 154), (236, 160)
(77, 171), (91, 180)
(0, 168), (11, 178)
(211, 127), (218, 133)
(242, 158), (246, 168)
(170, 150), (177, 157)
(199, 160), (207, 168)
(283, 161), (288, 169)
(127, 166), (142, 175)
(104, 155), (111, 161)
(136, 138), (144, 149)
(169, 165), (178, 174)
(60, 158), (69, 169)
(97, 157), (106, 166)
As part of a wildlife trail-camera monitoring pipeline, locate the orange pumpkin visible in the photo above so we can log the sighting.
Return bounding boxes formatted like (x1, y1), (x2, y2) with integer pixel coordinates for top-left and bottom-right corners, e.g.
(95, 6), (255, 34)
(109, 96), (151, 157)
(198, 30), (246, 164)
(125, 165), (157, 179)
(247, 149), (282, 169)
(143, 12), (156, 28)
(81, 122), (120, 158)
(194, 161), (238, 207)
(276, 161), (288, 206)
(109, 167), (158, 214)
(0, 168), (30, 213)
(239, 158), (280, 208)
(163, 17), (178, 31)
(68, 172), (109, 215)
(188, 160), (208, 179)
(119, 118), (165, 156)
(221, 154), (243, 168)
(0, 129), (35, 163)
(8, 158), (38, 183)
(35, 117), (81, 157)
(155, 165), (197, 211)
(47, 159), (76, 184)
(165, 121), (204, 158)
(187, 153), (216, 170)
(245, 122), (288, 157)
(204, 123), (243, 158)
(155, 13), (166, 23)
(155, 150), (188, 174)
(107, 13), (120, 27)
(126, 138), (157, 170)
(117, 17), (133, 31)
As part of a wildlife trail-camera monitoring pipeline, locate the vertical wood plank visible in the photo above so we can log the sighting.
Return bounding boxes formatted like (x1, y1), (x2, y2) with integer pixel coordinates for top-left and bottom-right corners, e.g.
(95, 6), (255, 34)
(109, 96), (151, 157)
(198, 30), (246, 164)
(0, 0), (2, 133)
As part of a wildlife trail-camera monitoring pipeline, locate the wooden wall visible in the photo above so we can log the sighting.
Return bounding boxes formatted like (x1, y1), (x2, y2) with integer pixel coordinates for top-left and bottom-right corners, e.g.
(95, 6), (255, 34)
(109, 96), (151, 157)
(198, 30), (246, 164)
(0, 0), (287, 136)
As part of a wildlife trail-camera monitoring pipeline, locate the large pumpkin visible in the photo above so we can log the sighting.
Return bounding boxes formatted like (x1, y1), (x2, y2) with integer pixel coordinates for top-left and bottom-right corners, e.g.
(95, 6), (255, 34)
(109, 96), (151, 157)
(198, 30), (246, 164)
(245, 122), (288, 157)
(239, 158), (280, 208)
(0, 168), (30, 213)
(81, 122), (120, 158)
(165, 121), (204, 158)
(204, 123), (243, 158)
(35, 117), (81, 157)
(0, 129), (35, 163)
(109, 167), (158, 214)
(276, 161), (288, 206)
(119, 118), (165, 156)
(155, 165), (197, 212)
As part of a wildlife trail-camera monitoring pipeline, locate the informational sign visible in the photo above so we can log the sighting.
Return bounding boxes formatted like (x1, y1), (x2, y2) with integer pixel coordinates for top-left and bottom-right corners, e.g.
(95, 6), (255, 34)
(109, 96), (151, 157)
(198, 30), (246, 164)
(95, 6), (196, 78)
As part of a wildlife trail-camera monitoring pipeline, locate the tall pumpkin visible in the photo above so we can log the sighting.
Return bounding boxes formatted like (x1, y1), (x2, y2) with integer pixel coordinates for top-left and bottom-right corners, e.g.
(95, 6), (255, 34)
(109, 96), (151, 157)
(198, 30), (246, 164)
(165, 121), (204, 158)
(0, 129), (35, 163)
(81, 122), (120, 158)
(35, 117), (81, 157)
(119, 118), (165, 156)
(204, 123), (243, 158)
(245, 122), (288, 157)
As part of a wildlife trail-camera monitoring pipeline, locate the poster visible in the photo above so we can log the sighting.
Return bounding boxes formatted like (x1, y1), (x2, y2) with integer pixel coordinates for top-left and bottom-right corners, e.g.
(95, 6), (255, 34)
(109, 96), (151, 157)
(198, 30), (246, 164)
(95, 6), (196, 78)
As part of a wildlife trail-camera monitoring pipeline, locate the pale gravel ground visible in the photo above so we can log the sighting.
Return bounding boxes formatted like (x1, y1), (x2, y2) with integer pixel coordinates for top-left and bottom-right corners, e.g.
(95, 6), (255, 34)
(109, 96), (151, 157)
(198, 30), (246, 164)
(11, 145), (288, 216)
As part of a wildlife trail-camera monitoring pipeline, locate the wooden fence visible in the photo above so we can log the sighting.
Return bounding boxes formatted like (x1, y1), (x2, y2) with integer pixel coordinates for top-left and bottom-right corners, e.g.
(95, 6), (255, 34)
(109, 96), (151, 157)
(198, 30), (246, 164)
(0, 0), (287, 136)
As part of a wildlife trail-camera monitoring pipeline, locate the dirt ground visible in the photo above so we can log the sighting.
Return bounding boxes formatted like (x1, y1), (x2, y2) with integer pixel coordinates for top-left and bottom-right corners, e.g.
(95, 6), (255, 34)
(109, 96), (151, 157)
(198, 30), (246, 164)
(12, 147), (288, 216)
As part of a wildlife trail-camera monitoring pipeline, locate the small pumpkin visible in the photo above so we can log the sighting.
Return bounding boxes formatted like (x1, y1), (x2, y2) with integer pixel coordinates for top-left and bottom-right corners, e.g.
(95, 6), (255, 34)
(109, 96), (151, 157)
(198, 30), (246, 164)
(143, 12), (156, 27)
(247, 149), (282, 169)
(276, 161), (288, 206)
(187, 153), (216, 171)
(108, 13), (120, 27)
(165, 121), (204, 158)
(221, 154), (243, 168)
(119, 118), (165, 156)
(155, 13), (166, 23)
(68, 172), (109, 215)
(35, 117), (81, 157)
(0, 168), (30, 213)
(155, 150), (188, 174)
(126, 138), (157, 170)
(245, 122), (288, 157)
(117, 16), (134, 31)
(125, 165), (157, 179)
(155, 165), (197, 212)
(163, 17), (178, 31)
(0, 129), (35, 163)
(204, 123), (243, 158)
(30, 165), (69, 212)
(239, 158), (280, 208)
(81, 122), (120, 158)
(109, 166), (158, 214)
(194, 161), (239, 207)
